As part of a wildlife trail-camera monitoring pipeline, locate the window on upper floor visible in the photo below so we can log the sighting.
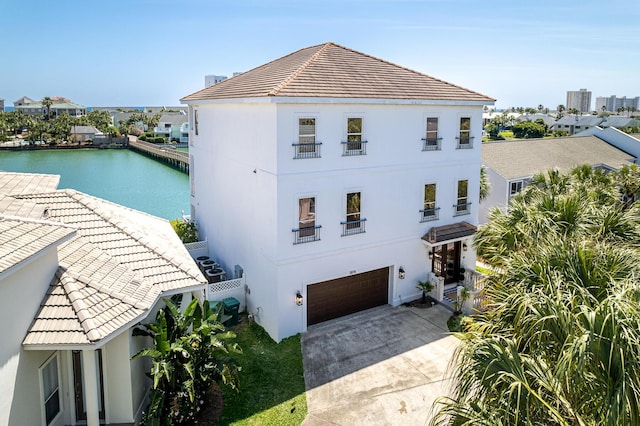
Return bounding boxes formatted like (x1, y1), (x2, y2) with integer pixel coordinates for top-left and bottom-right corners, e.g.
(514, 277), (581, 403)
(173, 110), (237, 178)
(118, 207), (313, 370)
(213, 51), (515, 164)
(40, 354), (61, 425)
(421, 183), (439, 222)
(457, 117), (473, 149)
(342, 191), (366, 235)
(423, 117), (441, 151)
(293, 118), (321, 159)
(194, 109), (199, 136)
(343, 117), (367, 156)
(454, 179), (471, 216)
(293, 197), (320, 244)
(510, 180), (523, 197)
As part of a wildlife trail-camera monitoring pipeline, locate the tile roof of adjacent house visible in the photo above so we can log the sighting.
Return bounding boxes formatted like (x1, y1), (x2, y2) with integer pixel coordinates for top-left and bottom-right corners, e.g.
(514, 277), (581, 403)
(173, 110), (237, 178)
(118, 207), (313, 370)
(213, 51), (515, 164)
(0, 216), (76, 278)
(553, 115), (604, 127)
(181, 42), (495, 103)
(0, 184), (207, 348)
(0, 171), (60, 195)
(483, 136), (635, 180)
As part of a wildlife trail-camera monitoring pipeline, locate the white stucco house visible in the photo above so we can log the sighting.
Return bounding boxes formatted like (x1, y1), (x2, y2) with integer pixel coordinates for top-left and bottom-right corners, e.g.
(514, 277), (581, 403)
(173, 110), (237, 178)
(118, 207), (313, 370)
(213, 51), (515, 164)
(0, 172), (207, 426)
(181, 42), (494, 341)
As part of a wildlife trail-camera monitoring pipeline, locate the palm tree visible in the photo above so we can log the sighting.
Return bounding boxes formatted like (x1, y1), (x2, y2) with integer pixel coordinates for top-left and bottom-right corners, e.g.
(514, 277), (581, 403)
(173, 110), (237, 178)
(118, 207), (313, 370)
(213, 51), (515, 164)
(433, 166), (640, 425)
(479, 166), (491, 201)
(41, 96), (53, 120)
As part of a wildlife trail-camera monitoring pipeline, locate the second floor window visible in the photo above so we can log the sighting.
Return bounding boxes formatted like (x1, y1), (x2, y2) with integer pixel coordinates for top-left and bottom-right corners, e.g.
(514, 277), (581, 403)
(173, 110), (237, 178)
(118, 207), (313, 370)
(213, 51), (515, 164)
(343, 117), (366, 155)
(455, 179), (470, 216)
(294, 118), (321, 159)
(342, 192), (366, 235)
(293, 197), (320, 243)
(423, 117), (441, 151)
(421, 183), (439, 222)
(457, 117), (472, 148)
(510, 180), (523, 196)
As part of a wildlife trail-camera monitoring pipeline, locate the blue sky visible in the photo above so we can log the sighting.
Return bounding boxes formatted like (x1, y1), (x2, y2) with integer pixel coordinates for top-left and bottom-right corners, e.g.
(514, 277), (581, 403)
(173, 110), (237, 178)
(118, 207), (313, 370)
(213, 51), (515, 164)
(1, 0), (639, 110)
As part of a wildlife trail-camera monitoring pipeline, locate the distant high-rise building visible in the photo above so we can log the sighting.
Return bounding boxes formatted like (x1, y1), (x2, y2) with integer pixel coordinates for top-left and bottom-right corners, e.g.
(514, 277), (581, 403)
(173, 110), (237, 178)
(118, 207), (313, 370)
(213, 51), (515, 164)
(566, 89), (592, 113)
(0, 98), (4, 112)
(205, 75), (228, 88)
(595, 95), (640, 113)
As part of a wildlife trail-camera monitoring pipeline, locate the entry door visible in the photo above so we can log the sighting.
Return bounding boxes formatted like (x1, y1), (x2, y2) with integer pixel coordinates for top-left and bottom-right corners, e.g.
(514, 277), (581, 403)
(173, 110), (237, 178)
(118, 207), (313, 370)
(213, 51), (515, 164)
(432, 241), (461, 284)
(72, 350), (106, 421)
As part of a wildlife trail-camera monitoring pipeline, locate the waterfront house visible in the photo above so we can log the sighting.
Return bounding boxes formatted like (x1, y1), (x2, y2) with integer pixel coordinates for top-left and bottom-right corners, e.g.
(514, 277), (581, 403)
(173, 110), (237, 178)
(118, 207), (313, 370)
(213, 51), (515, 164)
(479, 134), (637, 223)
(0, 171), (207, 426)
(14, 96), (86, 118)
(153, 112), (188, 142)
(181, 42), (494, 341)
(70, 125), (100, 142)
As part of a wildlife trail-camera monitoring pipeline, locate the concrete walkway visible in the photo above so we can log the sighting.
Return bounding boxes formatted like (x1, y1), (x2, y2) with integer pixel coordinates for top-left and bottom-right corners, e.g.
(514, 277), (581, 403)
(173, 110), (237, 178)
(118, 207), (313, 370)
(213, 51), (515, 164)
(301, 304), (458, 426)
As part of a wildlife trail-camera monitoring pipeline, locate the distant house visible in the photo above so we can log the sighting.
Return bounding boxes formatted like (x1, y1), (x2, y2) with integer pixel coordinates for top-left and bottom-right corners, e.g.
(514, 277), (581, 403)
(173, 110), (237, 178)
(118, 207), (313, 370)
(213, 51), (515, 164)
(0, 171), (207, 426)
(153, 112), (188, 142)
(479, 135), (637, 223)
(181, 42), (494, 341)
(515, 113), (556, 128)
(70, 125), (100, 142)
(551, 115), (604, 135)
(14, 96), (86, 118)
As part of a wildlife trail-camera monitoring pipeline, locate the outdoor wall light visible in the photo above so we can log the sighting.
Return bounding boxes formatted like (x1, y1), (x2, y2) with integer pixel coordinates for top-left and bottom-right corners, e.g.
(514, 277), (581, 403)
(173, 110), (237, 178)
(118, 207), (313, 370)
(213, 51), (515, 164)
(398, 267), (405, 279)
(428, 251), (433, 259)
(295, 291), (303, 306)
(463, 243), (468, 251)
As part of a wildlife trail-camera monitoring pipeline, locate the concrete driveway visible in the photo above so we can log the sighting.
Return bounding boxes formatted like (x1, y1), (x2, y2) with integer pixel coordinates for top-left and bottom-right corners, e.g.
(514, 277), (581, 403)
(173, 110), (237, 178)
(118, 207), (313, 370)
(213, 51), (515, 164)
(301, 304), (458, 426)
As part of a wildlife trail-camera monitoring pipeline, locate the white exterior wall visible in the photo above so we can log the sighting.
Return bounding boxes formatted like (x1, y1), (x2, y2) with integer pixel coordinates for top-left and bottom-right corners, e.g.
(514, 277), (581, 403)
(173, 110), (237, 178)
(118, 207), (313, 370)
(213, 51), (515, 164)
(0, 249), (63, 426)
(191, 98), (484, 341)
(479, 167), (509, 224)
(103, 332), (136, 424)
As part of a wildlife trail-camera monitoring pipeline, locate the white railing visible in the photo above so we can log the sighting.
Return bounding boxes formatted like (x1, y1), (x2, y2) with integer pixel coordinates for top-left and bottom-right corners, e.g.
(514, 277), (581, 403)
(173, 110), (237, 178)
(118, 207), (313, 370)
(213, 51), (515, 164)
(206, 276), (246, 312)
(185, 239), (208, 258)
(460, 269), (487, 313)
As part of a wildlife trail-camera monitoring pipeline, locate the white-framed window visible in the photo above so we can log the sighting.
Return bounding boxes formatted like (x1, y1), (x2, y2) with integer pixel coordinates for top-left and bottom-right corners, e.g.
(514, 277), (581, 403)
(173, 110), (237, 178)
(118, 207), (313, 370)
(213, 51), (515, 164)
(457, 117), (473, 149)
(423, 117), (441, 151)
(342, 191), (365, 235)
(510, 180), (523, 197)
(293, 196), (320, 243)
(194, 109), (199, 136)
(40, 353), (62, 425)
(454, 179), (470, 216)
(343, 117), (366, 156)
(293, 118), (321, 159)
(421, 183), (439, 222)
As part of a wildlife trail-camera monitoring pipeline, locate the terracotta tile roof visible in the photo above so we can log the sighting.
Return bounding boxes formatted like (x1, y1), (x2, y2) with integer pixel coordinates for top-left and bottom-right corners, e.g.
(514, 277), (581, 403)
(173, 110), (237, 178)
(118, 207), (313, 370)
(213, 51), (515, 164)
(0, 187), (208, 348)
(181, 42), (494, 103)
(0, 172), (60, 195)
(0, 216), (76, 276)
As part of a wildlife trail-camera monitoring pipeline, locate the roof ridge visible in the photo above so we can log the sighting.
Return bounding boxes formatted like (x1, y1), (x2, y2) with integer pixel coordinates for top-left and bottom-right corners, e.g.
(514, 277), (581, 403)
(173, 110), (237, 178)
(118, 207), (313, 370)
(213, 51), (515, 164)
(268, 42), (333, 96)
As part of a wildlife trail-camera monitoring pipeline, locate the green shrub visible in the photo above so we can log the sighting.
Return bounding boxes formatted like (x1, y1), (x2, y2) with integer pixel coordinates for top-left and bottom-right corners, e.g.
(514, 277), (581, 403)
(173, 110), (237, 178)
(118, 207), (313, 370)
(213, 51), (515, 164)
(139, 134), (147, 141)
(171, 219), (198, 243)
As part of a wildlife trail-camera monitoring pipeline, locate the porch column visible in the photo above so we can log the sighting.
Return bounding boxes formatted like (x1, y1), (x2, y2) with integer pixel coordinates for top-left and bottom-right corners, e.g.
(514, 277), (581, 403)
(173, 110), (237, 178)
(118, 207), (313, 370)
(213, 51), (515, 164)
(82, 349), (101, 426)
(180, 292), (194, 313)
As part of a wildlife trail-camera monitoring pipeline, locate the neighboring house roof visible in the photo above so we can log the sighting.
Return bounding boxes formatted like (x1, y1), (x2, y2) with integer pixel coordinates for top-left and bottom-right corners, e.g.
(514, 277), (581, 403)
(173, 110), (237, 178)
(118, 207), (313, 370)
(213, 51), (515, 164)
(14, 96), (35, 104)
(0, 172), (207, 348)
(15, 102), (85, 110)
(599, 116), (640, 128)
(516, 113), (556, 127)
(552, 115), (603, 128)
(158, 113), (188, 126)
(70, 125), (99, 134)
(483, 136), (636, 180)
(0, 216), (76, 278)
(181, 42), (495, 103)
(0, 171), (60, 195)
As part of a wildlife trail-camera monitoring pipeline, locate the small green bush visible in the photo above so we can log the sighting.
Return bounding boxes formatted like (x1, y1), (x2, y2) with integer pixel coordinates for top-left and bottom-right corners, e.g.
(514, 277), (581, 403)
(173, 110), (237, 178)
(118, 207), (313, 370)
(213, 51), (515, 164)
(171, 219), (198, 243)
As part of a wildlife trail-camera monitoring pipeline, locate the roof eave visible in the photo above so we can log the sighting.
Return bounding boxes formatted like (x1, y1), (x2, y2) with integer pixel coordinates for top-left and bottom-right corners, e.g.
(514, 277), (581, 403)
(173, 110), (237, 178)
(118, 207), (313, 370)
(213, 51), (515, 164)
(182, 96), (493, 106)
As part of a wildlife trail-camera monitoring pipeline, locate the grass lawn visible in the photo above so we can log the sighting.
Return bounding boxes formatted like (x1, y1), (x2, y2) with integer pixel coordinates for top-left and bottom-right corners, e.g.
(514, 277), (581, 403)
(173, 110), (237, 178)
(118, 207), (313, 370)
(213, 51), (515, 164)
(218, 316), (307, 425)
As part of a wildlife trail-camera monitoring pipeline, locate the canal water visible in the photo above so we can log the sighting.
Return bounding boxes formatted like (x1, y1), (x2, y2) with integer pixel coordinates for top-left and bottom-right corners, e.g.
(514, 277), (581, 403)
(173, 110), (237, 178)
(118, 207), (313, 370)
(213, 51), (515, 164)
(0, 149), (189, 221)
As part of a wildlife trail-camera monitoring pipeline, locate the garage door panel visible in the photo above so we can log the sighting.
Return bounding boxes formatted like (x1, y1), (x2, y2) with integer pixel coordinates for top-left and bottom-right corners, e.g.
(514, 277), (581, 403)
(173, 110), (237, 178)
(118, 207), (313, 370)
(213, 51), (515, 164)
(307, 267), (389, 326)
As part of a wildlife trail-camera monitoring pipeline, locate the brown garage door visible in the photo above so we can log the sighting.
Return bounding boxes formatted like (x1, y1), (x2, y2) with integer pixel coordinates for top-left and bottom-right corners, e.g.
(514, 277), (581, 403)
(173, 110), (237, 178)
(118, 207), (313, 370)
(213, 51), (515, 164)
(307, 267), (389, 326)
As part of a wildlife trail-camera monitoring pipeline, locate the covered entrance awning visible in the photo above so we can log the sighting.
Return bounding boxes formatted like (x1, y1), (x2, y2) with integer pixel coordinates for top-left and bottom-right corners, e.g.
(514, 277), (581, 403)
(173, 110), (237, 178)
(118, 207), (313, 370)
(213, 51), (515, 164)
(421, 221), (477, 246)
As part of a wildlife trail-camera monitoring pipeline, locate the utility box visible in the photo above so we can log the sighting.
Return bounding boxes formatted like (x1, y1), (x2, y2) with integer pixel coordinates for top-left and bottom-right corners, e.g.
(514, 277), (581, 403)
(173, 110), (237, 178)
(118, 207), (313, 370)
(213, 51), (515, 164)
(223, 297), (240, 326)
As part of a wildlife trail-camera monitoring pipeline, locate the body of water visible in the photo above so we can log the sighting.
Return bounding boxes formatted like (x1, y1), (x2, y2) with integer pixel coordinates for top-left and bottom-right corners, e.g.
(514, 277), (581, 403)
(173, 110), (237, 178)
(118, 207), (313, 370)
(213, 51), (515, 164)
(0, 149), (189, 221)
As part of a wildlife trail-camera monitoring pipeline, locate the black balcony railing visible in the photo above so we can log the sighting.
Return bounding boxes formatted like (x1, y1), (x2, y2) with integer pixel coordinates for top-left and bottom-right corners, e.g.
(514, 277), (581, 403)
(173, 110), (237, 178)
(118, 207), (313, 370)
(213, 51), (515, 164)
(292, 142), (322, 159)
(292, 225), (322, 244)
(456, 136), (474, 149)
(419, 207), (440, 222)
(453, 202), (472, 216)
(340, 218), (366, 236)
(421, 137), (442, 151)
(341, 140), (367, 156)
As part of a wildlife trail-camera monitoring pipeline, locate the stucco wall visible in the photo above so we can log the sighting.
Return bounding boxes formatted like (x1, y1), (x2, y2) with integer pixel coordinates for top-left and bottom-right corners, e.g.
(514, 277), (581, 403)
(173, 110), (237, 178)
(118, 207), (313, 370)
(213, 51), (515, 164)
(479, 166), (508, 224)
(104, 332), (135, 424)
(190, 98), (484, 341)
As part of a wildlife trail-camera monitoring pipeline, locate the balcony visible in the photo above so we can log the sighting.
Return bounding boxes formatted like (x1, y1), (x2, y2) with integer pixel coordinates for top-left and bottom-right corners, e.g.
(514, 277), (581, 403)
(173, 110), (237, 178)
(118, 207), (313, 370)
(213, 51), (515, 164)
(292, 225), (321, 244)
(453, 202), (472, 216)
(340, 218), (366, 236)
(421, 137), (442, 151)
(341, 140), (367, 156)
(456, 136), (474, 149)
(419, 207), (440, 222)
(292, 142), (322, 159)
